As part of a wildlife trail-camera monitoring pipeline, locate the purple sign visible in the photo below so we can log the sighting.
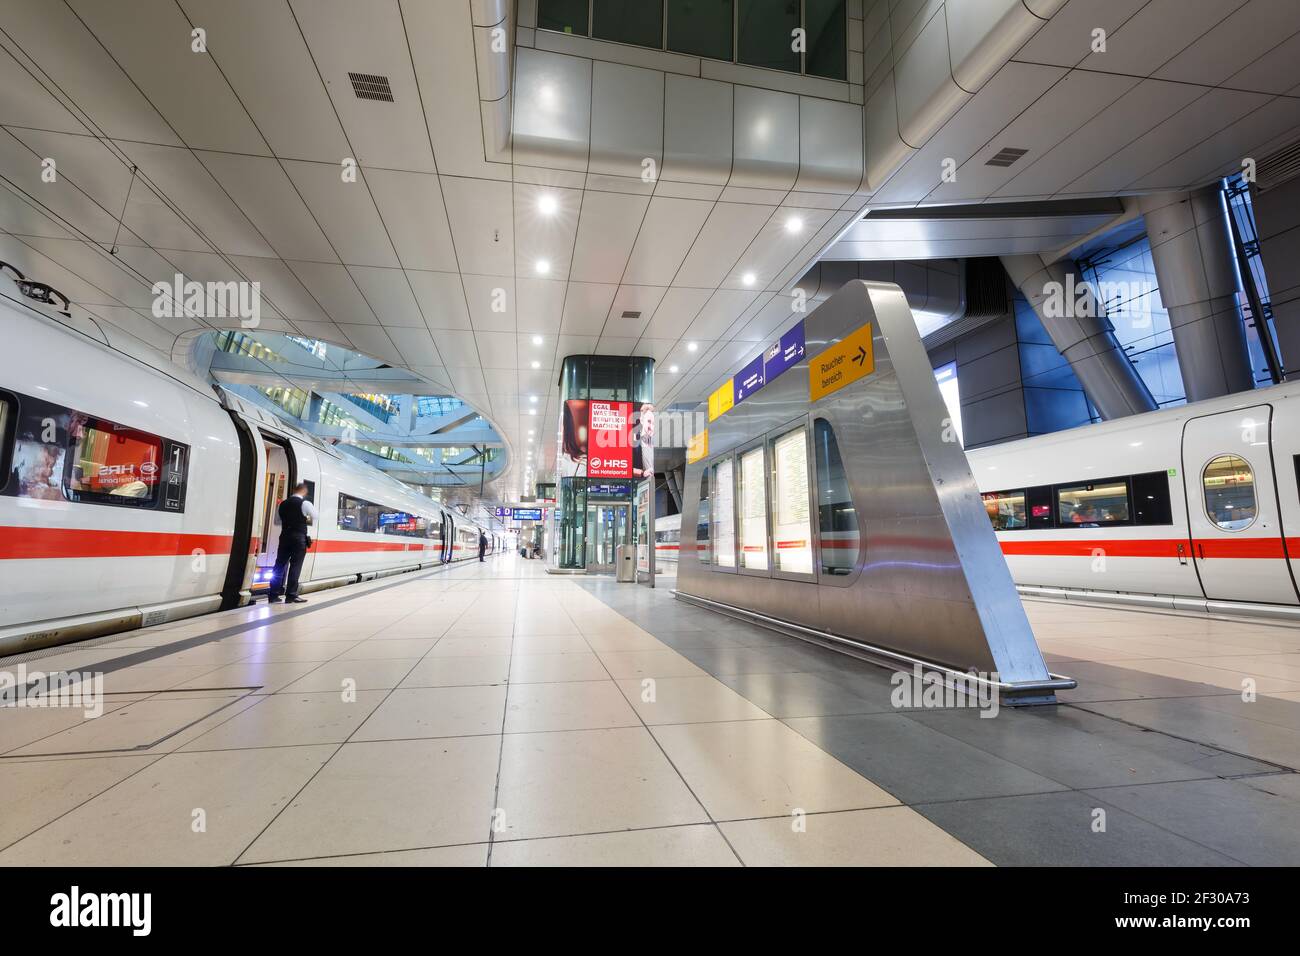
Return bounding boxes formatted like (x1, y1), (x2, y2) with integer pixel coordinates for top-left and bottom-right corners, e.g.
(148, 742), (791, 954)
(733, 355), (765, 404)
(764, 320), (806, 382)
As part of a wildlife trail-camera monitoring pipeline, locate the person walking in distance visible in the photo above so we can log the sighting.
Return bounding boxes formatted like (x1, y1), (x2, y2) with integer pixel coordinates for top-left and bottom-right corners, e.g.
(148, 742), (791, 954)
(268, 481), (316, 603)
(478, 530), (488, 562)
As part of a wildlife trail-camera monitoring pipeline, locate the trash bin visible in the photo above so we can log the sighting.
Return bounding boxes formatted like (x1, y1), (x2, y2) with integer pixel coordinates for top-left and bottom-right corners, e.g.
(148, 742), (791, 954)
(616, 544), (637, 582)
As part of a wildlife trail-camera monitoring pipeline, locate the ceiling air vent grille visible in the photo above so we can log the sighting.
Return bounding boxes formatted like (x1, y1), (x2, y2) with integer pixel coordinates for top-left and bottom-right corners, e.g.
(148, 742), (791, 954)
(985, 147), (1028, 168)
(1255, 139), (1300, 193)
(620, 311), (641, 319)
(348, 72), (394, 103)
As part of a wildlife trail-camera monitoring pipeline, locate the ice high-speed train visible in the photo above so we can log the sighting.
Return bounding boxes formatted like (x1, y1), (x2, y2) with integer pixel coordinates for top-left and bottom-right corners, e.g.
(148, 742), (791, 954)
(0, 295), (504, 656)
(969, 382), (1300, 618)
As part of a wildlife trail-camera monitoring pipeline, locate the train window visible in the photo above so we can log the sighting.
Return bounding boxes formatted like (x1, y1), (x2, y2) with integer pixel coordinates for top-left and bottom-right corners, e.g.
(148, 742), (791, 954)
(982, 490), (1027, 531)
(1202, 455), (1257, 531)
(64, 417), (164, 507)
(1131, 471), (1174, 525)
(711, 457), (736, 568)
(0, 392), (14, 486)
(813, 419), (858, 576)
(770, 426), (813, 575)
(696, 469), (711, 565)
(338, 492), (375, 532)
(1057, 480), (1130, 527)
(738, 446), (768, 570)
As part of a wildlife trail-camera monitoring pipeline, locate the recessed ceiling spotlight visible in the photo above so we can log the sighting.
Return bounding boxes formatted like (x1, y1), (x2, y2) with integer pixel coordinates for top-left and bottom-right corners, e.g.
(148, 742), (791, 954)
(529, 395), (538, 403)
(532, 335), (543, 346)
(528, 429), (535, 436)
(785, 216), (803, 234)
(537, 194), (558, 216)
(687, 341), (698, 352)
(529, 408), (537, 415)
(742, 272), (756, 286)
(535, 259), (551, 275)
(531, 360), (540, 369)
(669, 364), (679, 374)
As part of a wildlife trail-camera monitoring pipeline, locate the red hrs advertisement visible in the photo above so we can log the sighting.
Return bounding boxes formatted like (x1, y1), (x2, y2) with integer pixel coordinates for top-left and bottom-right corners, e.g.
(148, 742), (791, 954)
(586, 401), (634, 478)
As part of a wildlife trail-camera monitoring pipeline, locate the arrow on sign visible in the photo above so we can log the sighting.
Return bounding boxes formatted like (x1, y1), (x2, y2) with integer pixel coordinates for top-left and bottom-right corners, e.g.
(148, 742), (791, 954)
(852, 346), (867, 367)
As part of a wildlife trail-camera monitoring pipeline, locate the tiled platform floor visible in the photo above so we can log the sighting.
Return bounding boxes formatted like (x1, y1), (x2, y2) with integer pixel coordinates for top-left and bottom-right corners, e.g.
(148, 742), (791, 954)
(2, 555), (1299, 866)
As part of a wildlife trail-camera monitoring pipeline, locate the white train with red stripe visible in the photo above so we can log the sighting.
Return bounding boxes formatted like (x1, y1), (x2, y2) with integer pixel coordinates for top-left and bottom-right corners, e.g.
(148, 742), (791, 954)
(968, 383), (1300, 617)
(0, 295), (499, 655)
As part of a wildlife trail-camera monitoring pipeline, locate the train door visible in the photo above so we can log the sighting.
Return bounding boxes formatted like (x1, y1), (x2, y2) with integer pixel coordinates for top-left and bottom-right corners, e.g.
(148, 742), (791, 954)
(253, 435), (292, 590)
(442, 515), (454, 562)
(1181, 405), (1299, 605)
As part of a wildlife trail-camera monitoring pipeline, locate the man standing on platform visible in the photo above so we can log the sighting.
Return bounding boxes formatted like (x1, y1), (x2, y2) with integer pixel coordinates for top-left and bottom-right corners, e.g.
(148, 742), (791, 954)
(268, 481), (316, 603)
(478, 530), (488, 562)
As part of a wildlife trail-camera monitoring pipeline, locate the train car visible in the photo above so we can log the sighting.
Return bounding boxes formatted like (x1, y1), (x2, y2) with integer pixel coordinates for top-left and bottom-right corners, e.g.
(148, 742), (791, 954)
(968, 380), (1300, 618)
(653, 513), (680, 575)
(0, 294), (497, 655)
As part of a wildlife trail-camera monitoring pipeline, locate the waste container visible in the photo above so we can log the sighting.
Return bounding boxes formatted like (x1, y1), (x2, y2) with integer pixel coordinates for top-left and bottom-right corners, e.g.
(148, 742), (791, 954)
(616, 544), (637, 582)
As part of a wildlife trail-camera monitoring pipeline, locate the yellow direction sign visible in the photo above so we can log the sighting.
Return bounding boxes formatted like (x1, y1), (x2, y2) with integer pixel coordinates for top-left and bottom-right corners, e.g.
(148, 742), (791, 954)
(708, 381), (734, 421)
(809, 321), (874, 401)
(686, 430), (709, 464)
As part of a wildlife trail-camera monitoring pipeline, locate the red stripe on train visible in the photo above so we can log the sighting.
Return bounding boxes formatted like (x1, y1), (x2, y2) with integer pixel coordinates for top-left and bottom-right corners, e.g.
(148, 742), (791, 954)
(1000, 537), (1300, 559)
(0, 526), (233, 559)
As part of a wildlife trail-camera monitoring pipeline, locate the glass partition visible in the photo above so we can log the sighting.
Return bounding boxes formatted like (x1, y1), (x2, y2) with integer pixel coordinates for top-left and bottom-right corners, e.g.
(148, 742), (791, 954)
(770, 426), (813, 575)
(814, 418), (858, 577)
(711, 457), (735, 568)
(696, 468), (711, 564)
(738, 445), (768, 571)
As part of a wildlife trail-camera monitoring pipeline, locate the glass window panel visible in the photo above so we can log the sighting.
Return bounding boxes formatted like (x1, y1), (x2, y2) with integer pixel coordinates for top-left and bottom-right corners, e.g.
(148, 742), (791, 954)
(66, 419), (162, 503)
(711, 458), (735, 567)
(771, 427), (813, 574)
(738, 445), (768, 570)
(696, 469), (711, 564)
(738, 0), (799, 72)
(0, 393), (15, 489)
(813, 418), (857, 575)
(1202, 455), (1257, 531)
(668, 0), (734, 60)
(538, 0), (590, 35)
(594, 0), (664, 48)
(1057, 480), (1130, 526)
(1132, 471), (1173, 526)
(804, 0), (846, 79)
(982, 490), (1027, 531)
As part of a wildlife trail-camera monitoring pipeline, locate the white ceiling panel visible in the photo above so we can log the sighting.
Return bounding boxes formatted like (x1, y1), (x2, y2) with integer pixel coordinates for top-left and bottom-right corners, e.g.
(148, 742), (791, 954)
(514, 276), (567, 334)
(336, 322), (399, 364)
(441, 176), (514, 277)
(1012, 0), (1151, 68)
(568, 191), (649, 283)
(180, 0), (349, 161)
(287, 260), (377, 324)
(462, 273), (516, 332)
(68, 0), (266, 154)
(349, 265), (423, 327)
(366, 169), (459, 272)
(603, 285), (667, 339)
(687, 289), (762, 341)
(589, 61), (663, 179)
(283, 160), (399, 268)
(662, 74), (733, 185)
(0, 46), (84, 133)
(723, 206), (834, 290)
(0, 131), (122, 245)
(640, 286), (713, 340)
(197, 151), (336, 262)
(407, 270), (471, 330)
(512, 181), (580, 279)
(1154, 0), (1300, 87)
(289, 0), (437, 173)
(1077, 0), (1251, 77)
(620, 197), (714, 286)
(475, 330), (518, 369)
(435, 330), (482, 367)
(0, 182), (76, 240)
(229, 254), (330, 323)
(558, 281), (617, 335)
(383, 325), (443, 367)
(673, 203), (775, 288)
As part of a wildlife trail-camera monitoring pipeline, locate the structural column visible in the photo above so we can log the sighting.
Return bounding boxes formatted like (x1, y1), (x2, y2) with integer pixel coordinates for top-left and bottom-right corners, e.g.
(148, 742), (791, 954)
(1138, 187), (1255, 402)
(1001, 253), (1157, 420)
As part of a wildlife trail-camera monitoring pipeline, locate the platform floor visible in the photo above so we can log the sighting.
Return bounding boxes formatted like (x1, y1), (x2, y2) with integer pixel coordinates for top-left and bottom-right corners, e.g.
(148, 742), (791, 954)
(3, 555), (1299, 866)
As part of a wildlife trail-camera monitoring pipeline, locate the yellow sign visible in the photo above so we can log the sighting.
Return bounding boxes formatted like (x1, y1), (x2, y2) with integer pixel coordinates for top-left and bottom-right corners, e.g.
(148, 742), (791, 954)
(809, 321), (874, 401)
(686, 430), (708, 464)
(708, 381), (734, 421)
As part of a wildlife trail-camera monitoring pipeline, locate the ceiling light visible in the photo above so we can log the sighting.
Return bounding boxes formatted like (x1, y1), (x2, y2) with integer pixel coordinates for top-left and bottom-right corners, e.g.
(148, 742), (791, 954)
(529, 408), (537, 415)
(537, 194), (558, 216)
(531, 360), (540, 369)
(532, 335), (543, 346)
(742, 272), (756, 286)
(529, 395), (538, 403)
(785, 216), (803, 234)
(669, 365), (679, 374)
(535, 259), (550, 275)
(687, 341), (698, 352)
(528, 429), (535, 436)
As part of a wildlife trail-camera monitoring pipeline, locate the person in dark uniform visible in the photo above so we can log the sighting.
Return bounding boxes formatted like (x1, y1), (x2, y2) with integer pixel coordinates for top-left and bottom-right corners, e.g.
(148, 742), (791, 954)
(267, 482), (316, 603)
(478, 531), (487, 562)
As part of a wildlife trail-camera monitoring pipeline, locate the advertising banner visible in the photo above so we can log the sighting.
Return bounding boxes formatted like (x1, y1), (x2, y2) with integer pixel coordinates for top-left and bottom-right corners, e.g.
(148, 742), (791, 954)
(587, 400), (634, 478)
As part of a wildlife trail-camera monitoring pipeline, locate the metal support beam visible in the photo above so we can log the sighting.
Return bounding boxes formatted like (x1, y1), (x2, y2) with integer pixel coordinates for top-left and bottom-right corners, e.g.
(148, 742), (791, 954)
(1001, 253), (1157, 419)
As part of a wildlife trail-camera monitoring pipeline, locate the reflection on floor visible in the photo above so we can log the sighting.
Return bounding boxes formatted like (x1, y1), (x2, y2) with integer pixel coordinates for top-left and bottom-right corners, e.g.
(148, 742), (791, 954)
(2, 555), (1299, 866)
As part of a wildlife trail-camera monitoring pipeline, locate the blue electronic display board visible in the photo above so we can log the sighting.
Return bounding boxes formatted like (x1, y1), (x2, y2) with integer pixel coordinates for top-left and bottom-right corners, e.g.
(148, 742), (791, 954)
(513, 508), (543, 521)
(764, 320), (805, 382)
